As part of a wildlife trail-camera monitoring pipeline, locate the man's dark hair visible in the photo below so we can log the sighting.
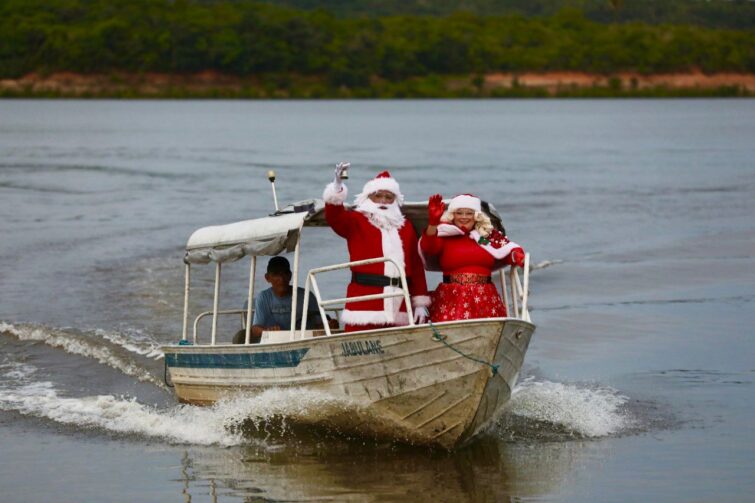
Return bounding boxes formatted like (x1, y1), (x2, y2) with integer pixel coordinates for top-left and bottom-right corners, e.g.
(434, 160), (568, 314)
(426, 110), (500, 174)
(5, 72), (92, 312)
(266, 256), (291, 274)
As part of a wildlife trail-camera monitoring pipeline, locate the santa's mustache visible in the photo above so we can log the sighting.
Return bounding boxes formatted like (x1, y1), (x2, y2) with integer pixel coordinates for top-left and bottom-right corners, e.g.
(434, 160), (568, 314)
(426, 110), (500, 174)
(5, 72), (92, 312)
(356, 198), (405, 229)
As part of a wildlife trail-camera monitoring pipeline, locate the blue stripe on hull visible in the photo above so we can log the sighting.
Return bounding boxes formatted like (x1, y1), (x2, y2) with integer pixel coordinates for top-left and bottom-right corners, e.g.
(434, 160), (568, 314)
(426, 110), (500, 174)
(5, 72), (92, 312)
(165, 348), (309, 369)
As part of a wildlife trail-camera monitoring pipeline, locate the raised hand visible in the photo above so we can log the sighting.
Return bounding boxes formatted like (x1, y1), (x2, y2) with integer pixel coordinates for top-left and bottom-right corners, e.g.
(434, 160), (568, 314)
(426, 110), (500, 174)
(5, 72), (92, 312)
(334, 161), (349, 190)
(428, 194), (445, 226)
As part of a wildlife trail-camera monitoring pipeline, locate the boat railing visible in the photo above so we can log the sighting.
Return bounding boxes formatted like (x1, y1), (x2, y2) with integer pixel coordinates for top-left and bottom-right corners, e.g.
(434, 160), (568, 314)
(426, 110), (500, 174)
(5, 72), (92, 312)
(192, 307), (343, 345)
(499, 252), (532, 323)
(299, 257), (413, 339)
(187, 253), (530, 345)
(192, 309), (248, 345)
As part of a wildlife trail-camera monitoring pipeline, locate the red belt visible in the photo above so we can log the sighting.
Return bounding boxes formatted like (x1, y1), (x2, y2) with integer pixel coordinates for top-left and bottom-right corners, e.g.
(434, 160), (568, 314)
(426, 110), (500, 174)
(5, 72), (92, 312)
(443, 273), (491, 285)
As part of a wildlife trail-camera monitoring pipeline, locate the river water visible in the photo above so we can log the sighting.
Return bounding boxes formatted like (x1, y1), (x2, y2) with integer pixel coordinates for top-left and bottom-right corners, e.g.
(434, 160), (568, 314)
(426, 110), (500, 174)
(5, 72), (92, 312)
(0, 99), (753, 502)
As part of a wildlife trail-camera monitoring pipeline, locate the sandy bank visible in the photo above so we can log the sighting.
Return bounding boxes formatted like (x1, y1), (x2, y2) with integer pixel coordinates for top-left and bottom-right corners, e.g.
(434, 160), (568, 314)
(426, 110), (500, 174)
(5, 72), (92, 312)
(484, 71), (755, 92)
(1, 70), (753, 97)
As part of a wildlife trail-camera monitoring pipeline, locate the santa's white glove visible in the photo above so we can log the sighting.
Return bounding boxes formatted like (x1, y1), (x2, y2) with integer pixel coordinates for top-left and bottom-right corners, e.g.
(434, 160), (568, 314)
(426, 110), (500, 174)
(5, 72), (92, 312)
(334, 161), (349, 191)
(413, 306), (429, 324)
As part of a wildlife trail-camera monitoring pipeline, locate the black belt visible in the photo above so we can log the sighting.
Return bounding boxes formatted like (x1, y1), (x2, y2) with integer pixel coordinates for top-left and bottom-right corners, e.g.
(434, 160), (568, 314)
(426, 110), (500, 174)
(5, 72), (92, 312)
(352, 272), (403, 288)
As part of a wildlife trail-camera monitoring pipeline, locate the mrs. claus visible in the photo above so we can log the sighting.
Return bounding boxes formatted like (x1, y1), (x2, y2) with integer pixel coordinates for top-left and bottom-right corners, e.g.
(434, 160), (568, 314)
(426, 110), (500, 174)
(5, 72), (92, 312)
(419, 194), (526, 322)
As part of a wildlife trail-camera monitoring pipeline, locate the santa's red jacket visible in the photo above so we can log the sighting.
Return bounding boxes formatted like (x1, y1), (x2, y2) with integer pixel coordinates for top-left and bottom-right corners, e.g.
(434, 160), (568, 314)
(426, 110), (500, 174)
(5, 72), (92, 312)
(323, 184), (430, 328)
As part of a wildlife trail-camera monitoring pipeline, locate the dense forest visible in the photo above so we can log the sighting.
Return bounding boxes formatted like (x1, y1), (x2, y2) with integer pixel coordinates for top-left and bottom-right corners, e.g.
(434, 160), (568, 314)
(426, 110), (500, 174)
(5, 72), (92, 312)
(1, 0), (753, 97)
(260, 0), (755, 29)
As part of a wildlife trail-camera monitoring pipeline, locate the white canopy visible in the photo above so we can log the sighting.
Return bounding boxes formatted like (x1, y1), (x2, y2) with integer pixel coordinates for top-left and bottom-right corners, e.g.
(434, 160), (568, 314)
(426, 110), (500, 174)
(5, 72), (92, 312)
(185, 212), (309, 264)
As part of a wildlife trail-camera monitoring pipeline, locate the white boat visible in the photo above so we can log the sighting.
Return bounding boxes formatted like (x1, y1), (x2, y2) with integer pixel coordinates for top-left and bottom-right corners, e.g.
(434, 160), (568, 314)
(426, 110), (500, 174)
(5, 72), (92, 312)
(162, 193), (535, 449)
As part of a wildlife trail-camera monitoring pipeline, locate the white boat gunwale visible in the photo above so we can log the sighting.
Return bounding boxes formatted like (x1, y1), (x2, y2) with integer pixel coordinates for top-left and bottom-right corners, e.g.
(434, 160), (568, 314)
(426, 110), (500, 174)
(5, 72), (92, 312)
(165, 316), (533, 352)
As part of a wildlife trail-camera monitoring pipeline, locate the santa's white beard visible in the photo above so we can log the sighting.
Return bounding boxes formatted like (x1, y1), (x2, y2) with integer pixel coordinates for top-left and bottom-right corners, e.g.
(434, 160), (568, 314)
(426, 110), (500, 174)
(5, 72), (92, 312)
(356, 199), (406, 230)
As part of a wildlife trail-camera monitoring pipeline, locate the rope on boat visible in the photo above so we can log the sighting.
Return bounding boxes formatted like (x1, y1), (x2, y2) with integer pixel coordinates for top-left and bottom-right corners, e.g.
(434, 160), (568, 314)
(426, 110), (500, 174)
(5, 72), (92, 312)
(428, 321), (500, 376)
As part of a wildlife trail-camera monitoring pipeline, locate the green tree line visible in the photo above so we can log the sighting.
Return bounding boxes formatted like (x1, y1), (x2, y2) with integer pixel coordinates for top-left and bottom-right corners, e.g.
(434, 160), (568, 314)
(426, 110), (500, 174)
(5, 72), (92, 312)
(259, 0), (755, 30)
(1, 0), (753, 85)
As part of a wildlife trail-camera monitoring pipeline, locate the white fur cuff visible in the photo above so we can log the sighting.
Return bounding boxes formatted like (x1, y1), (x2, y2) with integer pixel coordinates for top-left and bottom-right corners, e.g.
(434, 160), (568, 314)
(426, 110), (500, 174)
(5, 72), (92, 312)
(323, 182), (348, 205)
(412, 295), (432, 308)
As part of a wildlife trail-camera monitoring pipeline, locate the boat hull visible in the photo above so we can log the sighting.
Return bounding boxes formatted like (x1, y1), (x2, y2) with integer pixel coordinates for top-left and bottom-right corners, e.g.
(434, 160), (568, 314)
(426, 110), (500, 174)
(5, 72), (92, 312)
(163, 318), (534, 449)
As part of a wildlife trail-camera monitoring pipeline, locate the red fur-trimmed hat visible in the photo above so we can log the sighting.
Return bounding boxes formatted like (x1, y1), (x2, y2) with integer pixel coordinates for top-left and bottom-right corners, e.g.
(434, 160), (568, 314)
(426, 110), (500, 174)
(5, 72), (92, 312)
(356, 170), (404, 205)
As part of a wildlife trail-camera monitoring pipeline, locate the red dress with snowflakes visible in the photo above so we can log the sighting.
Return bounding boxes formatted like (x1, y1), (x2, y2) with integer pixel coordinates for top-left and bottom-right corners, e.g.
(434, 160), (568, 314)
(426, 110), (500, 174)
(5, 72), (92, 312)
(420, 228), (522, 322)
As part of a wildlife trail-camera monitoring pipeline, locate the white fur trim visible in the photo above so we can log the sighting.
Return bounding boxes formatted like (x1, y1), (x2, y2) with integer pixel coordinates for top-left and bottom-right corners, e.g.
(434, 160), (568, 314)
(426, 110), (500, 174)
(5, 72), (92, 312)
(469, 231), (520, 260)
(381, 228), (405, 278)
(323, 182), (348, 205)
(448, 194), (481, 213)
(381, 228), (406, 323)
(354, 190), (406, 207)
(341, 309), (410, 326)
(361, 176), (401, 198)
(422, 224), (521, 262)
(412, 295), (431, 308)
(436, 223), (464, 237)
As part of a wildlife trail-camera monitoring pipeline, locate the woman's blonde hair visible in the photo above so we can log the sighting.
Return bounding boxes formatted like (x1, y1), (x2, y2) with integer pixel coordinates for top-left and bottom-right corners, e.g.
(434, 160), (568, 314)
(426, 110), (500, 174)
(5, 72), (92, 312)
(440, 209), (494, 238)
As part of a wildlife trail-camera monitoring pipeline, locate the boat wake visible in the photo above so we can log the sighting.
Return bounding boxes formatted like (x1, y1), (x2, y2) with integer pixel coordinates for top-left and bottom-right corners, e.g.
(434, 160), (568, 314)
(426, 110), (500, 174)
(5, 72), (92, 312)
(93, 328), (164, 359)
(530, 259), (564, 271)
(0, 358), (360, 447)
(1, 370), (636, 448)
(0, 322), (164, 387)
(494, 378), (633, 441)
(0, 358), (238, 445)
(0, 324), (637, 448)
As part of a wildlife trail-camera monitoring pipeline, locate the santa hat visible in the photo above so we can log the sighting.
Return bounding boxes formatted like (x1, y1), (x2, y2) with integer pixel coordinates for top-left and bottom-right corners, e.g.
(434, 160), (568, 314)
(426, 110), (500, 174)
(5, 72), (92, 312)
(355, 170), (404, 205)
(447, 194), (481, 213)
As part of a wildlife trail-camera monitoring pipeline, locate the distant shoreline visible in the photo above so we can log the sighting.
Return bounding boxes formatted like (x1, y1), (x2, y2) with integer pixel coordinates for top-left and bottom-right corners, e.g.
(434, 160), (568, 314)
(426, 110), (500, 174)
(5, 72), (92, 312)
(2, 71), (753, 98)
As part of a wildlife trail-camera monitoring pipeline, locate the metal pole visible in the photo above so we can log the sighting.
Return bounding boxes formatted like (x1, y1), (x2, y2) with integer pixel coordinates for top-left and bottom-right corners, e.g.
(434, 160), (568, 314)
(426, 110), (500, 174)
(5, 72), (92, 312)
(182, 263), (191, 341)
(510, 267), (519, 319)
(271, 182), (279, 211)
(521, 253), (531, 322)
(398, 261), (414, 325)
(309, 275), (331, 337)
(499, 268), (509, 317)
(245, 256), (256, 344)
(211, 262), (221, 346)
(289, 230), (302, 340)
(300, 274), (311, 338)
(267, 170), (279, 212)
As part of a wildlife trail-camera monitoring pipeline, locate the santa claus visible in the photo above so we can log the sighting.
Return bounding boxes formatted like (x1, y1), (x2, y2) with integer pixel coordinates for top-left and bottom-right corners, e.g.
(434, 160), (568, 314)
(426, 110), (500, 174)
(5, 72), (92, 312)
(323, 162), (430, 332)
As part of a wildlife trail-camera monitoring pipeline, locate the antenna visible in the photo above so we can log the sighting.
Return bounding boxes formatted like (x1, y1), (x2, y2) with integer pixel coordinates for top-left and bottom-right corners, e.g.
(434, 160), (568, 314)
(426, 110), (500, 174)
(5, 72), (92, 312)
(267, 170), (279, 212)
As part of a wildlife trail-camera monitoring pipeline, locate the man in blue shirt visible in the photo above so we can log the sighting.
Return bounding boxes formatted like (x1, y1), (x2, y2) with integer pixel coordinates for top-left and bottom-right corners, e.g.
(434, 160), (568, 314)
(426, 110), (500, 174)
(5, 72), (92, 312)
(233, 256), (333, 344)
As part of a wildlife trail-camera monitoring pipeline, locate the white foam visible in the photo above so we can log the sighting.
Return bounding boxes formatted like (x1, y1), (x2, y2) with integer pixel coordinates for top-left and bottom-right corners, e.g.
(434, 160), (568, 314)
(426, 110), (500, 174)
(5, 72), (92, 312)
(0, 322), (163, 387)
(94, 328), (164, 359)
(0, 361), (37, 381)
(506, 379), (631, 437)
(0, 381), (240, 445)
(215, 387), (362, 430)
(0, 381), (357, 447)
